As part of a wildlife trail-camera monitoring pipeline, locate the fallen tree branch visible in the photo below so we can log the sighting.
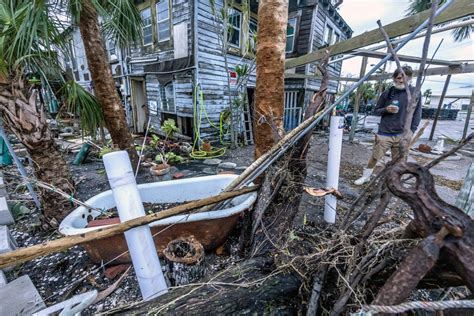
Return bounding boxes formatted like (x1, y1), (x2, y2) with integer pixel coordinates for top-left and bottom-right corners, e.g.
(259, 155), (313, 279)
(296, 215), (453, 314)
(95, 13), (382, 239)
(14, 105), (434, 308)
(306, 265), (328, 316)
(409, 120), (430, 148)
(107, 257), (301, 315)
(0, 186), (259, 269)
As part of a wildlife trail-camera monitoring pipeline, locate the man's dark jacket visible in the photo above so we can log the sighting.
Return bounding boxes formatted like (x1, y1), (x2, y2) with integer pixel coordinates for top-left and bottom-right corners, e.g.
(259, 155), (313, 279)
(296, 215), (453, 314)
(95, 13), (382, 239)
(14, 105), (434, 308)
(373, 86), (422, 134)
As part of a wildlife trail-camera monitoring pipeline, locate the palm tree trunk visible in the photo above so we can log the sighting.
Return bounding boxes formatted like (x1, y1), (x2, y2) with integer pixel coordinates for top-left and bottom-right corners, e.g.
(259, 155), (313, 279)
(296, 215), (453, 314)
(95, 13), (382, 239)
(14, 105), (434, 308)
(78, 0), (138, 164)
(254, 0), (289, 159)
(0, 77), (74, 225)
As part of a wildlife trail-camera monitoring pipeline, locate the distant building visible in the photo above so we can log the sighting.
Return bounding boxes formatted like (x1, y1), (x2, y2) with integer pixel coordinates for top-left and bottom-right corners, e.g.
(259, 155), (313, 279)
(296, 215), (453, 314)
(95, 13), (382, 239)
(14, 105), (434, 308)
(428, 95), (471, 110)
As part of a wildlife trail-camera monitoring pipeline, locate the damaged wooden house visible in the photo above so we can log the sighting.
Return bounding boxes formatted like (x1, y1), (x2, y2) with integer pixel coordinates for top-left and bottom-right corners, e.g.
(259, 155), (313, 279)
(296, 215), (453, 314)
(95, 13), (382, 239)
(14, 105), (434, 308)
(63, 0), (352, 142)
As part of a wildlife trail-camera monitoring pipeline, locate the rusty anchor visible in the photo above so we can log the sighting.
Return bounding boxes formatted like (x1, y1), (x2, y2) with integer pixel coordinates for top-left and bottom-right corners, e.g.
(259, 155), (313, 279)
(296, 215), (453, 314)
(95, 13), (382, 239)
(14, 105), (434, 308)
(373, 162), (473, 305)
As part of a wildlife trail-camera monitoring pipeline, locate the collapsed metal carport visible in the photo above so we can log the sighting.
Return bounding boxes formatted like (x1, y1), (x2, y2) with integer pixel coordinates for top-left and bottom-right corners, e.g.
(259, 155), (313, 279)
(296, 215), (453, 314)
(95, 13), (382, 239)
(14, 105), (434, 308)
(283, 0), (473, 141)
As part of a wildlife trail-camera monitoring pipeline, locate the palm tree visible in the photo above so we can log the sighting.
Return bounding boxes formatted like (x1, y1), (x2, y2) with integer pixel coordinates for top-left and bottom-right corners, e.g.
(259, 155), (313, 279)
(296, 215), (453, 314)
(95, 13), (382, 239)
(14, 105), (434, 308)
(423, 88), (432, 104)
(349, 82), (376, 109)
(0, 0), (140, 224)
(0, 0), (78, 225)
(406, 0), (472, 42)
(254, 0), (289, 159)
(74, 0), (142, 164)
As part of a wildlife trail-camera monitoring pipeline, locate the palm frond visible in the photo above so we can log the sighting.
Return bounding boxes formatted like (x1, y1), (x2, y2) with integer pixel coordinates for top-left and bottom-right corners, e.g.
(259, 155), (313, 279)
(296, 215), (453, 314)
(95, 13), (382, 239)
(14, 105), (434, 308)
(405, 0), (472, 43)
(405, 0), (433, 16)
(0, 0), (65, 78)
(59, 81), (105, 137)
(95, 0), (143, 49)
(452, 25), (473, 42)
(67, 0), (83, 23)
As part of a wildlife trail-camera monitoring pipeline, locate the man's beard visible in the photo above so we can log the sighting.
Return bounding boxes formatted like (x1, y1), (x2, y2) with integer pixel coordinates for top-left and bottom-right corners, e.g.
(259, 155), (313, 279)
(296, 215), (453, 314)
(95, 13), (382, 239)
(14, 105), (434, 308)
(394, 82), (406, 90)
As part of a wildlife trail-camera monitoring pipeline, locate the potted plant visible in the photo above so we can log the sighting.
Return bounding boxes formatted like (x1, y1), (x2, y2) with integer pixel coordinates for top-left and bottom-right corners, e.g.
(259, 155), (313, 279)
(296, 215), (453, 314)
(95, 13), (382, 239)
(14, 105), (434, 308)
(202, 140), (212, 153)
(150, 153), (170, 176)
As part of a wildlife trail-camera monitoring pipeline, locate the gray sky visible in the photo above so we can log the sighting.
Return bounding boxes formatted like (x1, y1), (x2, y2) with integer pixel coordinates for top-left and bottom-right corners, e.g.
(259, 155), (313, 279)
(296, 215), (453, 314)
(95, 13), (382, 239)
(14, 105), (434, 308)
(338, 0), (473, 98)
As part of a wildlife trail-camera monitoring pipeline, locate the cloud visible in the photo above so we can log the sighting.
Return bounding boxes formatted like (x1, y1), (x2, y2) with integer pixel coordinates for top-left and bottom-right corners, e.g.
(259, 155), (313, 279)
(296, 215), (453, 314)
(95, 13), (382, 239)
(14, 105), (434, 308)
(338, 0), (406, 35)
(338, 0), (474, 96)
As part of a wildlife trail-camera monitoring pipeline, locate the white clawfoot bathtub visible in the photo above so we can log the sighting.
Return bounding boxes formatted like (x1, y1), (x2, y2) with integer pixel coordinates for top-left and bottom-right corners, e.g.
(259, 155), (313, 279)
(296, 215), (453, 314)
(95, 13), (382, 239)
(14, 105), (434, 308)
(59, 174), (257, 263)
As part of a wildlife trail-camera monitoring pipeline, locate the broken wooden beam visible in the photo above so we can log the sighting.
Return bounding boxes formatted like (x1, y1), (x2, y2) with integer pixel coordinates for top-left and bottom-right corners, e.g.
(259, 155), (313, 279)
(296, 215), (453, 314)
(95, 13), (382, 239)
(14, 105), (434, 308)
(351, 49), (460, 67)
(286, 63), (474, 82)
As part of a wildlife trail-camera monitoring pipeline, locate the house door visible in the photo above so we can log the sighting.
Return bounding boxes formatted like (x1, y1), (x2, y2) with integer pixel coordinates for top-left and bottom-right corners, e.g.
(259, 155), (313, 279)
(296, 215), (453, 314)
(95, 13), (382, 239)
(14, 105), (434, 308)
(131, 79), (147, 133)
(284, 91), (301, 131)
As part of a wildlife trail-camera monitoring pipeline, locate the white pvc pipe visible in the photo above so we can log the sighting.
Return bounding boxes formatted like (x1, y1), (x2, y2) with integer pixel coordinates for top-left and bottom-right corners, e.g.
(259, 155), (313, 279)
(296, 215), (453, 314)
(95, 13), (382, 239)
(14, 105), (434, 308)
(103, 151), (168, 300)
(324, 116), (344, 224)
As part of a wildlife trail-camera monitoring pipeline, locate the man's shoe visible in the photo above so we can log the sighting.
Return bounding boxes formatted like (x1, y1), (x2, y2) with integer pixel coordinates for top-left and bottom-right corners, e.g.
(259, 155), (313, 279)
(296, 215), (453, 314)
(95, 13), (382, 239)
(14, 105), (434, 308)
(354, 168), (374, 185)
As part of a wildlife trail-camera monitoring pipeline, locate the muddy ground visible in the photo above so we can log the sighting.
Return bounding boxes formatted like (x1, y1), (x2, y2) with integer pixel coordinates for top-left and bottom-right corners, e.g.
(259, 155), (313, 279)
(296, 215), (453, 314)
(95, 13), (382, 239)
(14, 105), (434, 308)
(2, 130), (472, 313)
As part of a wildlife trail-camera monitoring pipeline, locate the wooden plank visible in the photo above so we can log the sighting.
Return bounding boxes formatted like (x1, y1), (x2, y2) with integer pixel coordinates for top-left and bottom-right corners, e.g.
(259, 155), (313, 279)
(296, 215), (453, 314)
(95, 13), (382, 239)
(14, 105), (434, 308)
(286, 63), (474, 81)
(285, 0), (474, 69)
(352, 49), (459, 67)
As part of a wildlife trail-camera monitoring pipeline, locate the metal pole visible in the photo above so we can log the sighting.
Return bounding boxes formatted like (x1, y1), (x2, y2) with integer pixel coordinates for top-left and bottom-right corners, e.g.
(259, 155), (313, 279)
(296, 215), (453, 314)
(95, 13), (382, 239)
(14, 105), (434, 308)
(0, 121), (41, 209)
(462, 90), (474, 140)
(349, 56), (368, 141)
(429, 74), (451, 140)
(239, 0), (454, 186)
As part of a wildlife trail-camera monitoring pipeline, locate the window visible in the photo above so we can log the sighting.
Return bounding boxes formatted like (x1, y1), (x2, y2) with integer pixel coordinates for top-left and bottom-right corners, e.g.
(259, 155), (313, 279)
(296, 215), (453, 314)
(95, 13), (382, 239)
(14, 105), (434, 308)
(324, 25), (333, 45)
(160, 82), (175, 113)
(228, 8), (241, 47)
(108, 40), (117, 59)
(141, 8), (152, 46)
(330, 32), (341, 62)
(156, 0), (170, 42)
(286, 17), (297, 53)
(249, 19), (257, 51)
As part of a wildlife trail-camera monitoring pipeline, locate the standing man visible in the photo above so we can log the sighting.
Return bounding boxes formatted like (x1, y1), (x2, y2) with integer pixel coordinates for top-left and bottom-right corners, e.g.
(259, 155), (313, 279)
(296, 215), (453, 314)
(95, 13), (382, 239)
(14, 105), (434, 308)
(354, 66), (422, 185)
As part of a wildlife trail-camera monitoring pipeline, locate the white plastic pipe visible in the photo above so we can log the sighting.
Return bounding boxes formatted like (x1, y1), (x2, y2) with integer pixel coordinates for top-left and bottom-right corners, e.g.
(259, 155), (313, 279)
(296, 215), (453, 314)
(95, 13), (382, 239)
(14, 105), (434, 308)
(324, 116), (344, 224)
(103, 151), (168, 300)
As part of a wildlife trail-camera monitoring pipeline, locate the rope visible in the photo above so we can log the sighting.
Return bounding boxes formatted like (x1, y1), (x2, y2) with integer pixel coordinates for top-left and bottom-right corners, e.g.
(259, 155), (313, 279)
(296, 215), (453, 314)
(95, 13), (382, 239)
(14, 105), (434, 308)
(190, 84), (227, 159)
(354, 300), (474, 315)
